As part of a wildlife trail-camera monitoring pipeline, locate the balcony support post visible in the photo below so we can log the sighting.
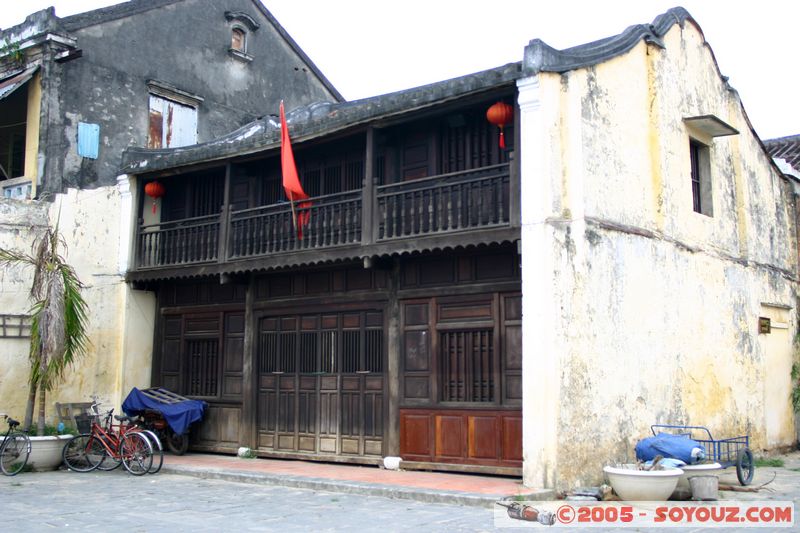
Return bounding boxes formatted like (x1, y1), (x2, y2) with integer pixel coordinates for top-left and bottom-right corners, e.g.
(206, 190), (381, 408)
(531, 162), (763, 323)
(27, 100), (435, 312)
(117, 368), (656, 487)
(509, 151), (520, 228)
(218, 162), (232, 263)
(362, 127), (375, 246)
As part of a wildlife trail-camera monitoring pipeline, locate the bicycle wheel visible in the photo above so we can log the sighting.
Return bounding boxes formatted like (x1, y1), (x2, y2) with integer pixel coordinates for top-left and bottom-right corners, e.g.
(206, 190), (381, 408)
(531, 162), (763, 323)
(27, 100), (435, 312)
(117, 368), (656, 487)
(0, 432), (31, 476)
(120, 432), (153, 476)
(166, 431), (189, 455)
(138, 429), (164, 474)
(96, 447), (123, 472)
(62, 434), (104, 473)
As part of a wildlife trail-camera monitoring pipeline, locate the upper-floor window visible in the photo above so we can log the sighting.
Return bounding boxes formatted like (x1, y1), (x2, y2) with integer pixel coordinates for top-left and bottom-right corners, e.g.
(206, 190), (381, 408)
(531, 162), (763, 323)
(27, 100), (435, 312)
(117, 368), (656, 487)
(689, 138), (712, 216)
(224, 11), (259, 63)
(683, 114), (739, 218)
(148, 95), (197, 149)
(231, 27), (246, 53)
(1, 66), (39, 199)
(147, 81), (203, 149)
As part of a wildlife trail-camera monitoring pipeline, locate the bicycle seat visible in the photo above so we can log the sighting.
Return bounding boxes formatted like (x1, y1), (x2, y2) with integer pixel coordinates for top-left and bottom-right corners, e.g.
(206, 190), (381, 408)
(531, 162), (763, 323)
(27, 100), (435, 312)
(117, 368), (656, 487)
(114, 415), (138, 422)
(7, 418), (19, 429)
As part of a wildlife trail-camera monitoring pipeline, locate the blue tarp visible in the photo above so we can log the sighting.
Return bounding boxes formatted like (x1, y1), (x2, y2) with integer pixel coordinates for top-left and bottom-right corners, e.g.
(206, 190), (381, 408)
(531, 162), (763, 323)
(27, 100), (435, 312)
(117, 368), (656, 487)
(635, 433), (706, 464)
(122, 388), (206, 435)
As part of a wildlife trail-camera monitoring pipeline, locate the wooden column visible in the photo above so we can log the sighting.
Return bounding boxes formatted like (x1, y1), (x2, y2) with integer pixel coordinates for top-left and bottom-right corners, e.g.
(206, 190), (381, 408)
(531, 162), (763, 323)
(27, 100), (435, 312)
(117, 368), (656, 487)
(510, 100), (522, 228)
(362, 127), (375, 247)
(218, 162), (232, 263)
(240, 274), (257, 448)
(385, 258), (401, 456)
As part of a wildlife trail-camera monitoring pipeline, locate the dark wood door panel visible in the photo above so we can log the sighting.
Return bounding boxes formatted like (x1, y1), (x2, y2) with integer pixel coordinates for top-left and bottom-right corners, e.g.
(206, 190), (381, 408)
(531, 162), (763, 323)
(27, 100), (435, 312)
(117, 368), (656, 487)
(400, 408), (521, 468)
(256, 309), (385, 459)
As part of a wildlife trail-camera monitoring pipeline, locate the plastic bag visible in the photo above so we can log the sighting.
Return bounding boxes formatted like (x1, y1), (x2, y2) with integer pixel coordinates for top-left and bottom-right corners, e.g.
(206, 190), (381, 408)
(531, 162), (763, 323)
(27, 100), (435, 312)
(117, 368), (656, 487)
(635, 433), (706, 464)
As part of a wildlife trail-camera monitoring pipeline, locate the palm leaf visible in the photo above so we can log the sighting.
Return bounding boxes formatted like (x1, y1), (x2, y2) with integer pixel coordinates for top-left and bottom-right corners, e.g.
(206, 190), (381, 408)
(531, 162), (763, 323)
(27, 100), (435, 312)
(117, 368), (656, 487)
(0, 225), (90, 431)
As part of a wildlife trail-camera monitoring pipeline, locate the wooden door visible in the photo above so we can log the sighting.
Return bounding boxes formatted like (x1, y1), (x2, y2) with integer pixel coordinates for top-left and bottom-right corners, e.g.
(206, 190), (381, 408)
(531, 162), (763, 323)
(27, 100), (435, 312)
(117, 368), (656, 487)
(256, 310), (385, 458)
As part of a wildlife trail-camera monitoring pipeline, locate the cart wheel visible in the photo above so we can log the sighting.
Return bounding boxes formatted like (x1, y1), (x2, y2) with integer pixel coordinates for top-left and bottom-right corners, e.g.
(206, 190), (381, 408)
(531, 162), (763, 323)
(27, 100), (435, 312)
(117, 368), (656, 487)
(166, 431), (189, 455)
(736, 448), (754, 485)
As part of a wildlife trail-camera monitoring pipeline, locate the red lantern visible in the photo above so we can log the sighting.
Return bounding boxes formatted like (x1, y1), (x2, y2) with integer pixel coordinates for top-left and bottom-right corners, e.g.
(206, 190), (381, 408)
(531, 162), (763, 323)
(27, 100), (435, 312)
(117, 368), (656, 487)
(144, 180), (165, 214)
(486, 101), (514, 149)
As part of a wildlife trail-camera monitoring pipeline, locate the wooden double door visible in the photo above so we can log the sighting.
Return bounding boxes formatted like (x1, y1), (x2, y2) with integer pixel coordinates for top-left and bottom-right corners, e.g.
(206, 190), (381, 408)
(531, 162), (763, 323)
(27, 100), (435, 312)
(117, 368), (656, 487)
(256, 309), (385, 458)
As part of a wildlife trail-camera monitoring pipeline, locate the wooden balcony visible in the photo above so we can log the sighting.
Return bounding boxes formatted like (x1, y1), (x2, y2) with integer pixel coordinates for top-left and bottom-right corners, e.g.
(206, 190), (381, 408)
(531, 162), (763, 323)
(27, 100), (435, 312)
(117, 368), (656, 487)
(132, 162), (518, 275)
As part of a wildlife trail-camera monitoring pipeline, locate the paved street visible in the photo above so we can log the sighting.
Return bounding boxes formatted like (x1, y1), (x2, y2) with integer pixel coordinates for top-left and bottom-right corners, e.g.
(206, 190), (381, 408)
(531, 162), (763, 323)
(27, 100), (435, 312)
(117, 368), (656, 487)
(0, 469), (495, 532)
(3, 452), (800, 532)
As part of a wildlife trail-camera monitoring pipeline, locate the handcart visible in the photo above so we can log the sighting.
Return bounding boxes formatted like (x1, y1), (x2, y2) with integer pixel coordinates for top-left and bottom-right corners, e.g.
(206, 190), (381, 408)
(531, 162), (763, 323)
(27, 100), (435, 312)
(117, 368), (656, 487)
(122, 387), (207, 455)
(652, 424), (754, 485)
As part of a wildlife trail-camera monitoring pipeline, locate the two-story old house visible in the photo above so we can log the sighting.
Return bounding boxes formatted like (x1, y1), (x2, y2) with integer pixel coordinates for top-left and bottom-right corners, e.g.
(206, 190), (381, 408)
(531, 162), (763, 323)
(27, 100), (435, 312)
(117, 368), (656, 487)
(115, 7), (798, 487)
(1, 4), (795, 489)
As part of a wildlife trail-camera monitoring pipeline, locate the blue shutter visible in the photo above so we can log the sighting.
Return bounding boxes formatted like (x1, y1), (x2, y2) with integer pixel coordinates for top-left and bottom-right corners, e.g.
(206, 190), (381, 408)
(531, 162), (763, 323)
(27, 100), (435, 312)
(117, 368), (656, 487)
(77, 122), (100, 159)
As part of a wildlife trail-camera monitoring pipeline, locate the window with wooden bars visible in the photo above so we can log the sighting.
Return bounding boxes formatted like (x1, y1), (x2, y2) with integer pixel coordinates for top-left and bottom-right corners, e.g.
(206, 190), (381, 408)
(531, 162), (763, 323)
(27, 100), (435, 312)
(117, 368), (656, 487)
(186, 338), (219, 397)
(258, 311), (383, 375)
(440, 329), (494, 402)
(0, 314), (31, 338)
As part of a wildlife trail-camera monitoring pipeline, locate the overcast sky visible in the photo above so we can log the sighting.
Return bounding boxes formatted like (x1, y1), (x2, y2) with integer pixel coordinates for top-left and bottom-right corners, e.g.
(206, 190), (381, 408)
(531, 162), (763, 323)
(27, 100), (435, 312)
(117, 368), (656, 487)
(1, 1), (797, 140)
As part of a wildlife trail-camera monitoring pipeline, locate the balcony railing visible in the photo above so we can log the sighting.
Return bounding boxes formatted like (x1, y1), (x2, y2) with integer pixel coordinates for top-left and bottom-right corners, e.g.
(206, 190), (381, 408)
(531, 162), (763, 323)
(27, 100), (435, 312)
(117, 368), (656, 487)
(375, 164), (509, 240)
(134, 163), (513, 269)
(229, 190), (362, 259)
(137, 214), (219, 268)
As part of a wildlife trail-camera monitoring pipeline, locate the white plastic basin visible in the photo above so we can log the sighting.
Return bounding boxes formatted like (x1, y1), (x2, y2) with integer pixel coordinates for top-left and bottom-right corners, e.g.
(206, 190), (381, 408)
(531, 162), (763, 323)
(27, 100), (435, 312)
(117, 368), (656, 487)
(604, 464), (683, 501)
(677, 462), (723, 489)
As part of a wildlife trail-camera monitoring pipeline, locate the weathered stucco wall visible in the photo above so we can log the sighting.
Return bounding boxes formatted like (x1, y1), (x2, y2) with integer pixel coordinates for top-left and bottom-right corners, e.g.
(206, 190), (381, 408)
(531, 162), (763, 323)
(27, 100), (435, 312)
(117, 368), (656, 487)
(519, 20), (797, 489)
(35, 0), (339, 195)
(0, 184), (155, 423)
(0, 201), (49, 418)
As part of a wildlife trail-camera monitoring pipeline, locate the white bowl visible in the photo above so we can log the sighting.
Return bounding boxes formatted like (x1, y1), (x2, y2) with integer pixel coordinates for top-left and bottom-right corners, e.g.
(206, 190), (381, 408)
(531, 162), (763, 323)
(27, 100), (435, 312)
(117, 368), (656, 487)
(604, 464), (683, 501)
(677, 462), (723, 489)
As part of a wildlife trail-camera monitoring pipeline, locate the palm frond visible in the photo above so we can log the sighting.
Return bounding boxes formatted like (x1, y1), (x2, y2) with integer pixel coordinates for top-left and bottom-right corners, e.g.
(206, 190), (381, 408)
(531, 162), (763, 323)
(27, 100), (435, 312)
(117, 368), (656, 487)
(0, 247), (36, 268)
(5, 226), (90, 396)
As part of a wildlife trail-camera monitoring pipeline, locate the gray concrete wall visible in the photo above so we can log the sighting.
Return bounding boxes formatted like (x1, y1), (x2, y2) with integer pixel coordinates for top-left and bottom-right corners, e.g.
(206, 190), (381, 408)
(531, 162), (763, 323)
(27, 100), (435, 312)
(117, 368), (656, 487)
(38, 0), (338, 194)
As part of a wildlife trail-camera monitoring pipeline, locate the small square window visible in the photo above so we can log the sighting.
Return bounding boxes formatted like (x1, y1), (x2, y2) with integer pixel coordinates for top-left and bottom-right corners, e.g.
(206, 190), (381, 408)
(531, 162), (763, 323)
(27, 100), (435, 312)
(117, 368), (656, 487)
(689, 139), (712, 216)
(231, 28), (246, 52)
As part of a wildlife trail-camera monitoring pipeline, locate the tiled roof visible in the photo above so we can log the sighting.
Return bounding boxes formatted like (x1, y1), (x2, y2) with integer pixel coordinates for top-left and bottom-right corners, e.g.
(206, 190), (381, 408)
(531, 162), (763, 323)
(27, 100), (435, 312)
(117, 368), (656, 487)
(121, 7), (694, 175)
(60, 0), (183, 31)
(764, 135), (800, 171)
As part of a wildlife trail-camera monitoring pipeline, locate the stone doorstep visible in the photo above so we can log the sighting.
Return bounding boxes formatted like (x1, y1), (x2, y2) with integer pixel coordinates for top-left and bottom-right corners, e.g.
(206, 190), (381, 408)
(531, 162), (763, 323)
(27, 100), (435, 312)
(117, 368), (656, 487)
(161, 464), (555, 509)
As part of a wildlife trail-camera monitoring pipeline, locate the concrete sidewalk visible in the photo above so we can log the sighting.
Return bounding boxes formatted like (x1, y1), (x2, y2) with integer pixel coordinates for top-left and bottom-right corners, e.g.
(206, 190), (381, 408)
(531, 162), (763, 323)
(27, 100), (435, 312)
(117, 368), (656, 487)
(161, 450), (800, 511)
(162, 453), (551, 508)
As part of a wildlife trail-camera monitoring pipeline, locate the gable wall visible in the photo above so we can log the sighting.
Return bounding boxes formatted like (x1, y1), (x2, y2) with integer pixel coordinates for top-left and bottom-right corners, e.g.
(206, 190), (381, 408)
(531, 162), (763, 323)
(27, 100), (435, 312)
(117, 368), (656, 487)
(519, 21), (798, 488)
(39, 0), (338, 194)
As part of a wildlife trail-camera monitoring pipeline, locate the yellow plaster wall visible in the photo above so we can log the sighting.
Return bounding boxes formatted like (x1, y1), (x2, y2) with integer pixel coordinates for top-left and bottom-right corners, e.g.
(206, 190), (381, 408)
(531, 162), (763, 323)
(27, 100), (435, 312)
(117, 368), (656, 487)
(0, 185), (154, 424)
(24, 72), (41, 194)
(521, 21), (797, 488)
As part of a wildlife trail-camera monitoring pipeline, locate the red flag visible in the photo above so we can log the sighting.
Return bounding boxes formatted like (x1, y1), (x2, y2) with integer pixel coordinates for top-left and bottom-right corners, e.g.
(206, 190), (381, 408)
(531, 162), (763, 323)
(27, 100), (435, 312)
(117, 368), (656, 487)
(280, 101), (311, 238)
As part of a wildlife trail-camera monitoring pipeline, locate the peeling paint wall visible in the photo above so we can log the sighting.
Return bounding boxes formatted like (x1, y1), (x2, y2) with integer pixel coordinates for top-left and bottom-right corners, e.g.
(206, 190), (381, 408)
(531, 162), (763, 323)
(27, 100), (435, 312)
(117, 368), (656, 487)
(0, 185), (154, 422)
(31, 0), (338, 196)
(519, 22), (797, 489)
(0, 200), (49, 418)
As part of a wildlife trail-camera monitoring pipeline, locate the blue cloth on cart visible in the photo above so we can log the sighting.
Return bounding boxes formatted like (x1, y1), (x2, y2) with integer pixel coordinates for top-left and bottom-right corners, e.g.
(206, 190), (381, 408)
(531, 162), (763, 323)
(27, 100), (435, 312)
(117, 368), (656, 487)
(635, 433), (706, 464)
(122, 387), (207, 435)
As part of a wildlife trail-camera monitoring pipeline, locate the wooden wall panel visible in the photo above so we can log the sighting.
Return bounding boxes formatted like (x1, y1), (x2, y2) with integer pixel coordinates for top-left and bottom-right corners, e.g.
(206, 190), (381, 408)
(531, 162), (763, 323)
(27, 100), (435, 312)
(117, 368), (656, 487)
(502, 415), (523, 462)
(194, 404), (241, 450)
(400, 413), (433, 459)
(400, 408), (521, 469)
(435, 415), (464, 458)
(468, 415), (499, 459)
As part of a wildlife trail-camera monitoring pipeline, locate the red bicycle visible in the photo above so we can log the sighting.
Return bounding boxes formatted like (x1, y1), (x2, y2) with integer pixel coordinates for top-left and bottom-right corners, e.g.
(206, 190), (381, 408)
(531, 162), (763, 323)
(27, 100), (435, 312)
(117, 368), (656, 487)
(62, 406), (156, 475)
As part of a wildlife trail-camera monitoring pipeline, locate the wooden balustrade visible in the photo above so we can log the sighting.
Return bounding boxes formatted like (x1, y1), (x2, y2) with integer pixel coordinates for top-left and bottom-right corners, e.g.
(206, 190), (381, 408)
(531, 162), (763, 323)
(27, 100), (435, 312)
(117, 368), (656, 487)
(375, 164), (510, 240)
(135, 163), (512, 269)
(137, 214), (220, 268)
(228, 190), (362, 259)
